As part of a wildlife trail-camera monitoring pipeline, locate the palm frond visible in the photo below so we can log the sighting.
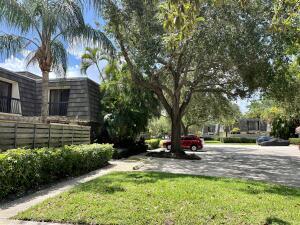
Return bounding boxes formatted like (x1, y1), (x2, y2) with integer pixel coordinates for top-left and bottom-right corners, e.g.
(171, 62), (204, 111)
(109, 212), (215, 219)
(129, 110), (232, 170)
(0, 34), (26, 57)
(0, 0), (33, 33)
(51, 0), (85, 28)
(80, 60), (94, 75)
(63, 24), (115, 56)
(51, 40), (68, 77)
(24, 50), (39, 68)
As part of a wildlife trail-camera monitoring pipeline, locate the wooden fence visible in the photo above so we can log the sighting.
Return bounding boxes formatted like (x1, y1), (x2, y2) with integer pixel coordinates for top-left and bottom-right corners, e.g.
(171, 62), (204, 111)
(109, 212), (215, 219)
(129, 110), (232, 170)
(0, 120), (90, 151)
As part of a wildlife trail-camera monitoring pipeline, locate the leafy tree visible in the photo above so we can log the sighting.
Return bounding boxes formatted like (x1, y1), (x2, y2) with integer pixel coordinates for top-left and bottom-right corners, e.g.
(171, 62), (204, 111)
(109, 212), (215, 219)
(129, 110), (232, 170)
(182, 93), (241, 135)
(148, 116), (171, 138)
(0, 0), (113, 119)
(101, 61), (160, 145)
(94, 0), (281, 155)
(81, 47), (110, 82)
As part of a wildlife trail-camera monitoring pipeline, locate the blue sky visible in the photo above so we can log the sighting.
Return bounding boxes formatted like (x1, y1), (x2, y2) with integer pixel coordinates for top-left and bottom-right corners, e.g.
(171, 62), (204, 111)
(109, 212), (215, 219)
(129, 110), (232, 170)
(0, 7), (252, 113)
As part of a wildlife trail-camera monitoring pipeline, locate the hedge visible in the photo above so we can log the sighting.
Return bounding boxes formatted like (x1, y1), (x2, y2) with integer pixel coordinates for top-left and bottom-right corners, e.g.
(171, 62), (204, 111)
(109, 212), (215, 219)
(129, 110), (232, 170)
(221, 137), (256, 143)
(204, 137), (220, 141)
(289, 138), (300, 145)
(0, 144), (114, 200)
(145, 139), (161, 149)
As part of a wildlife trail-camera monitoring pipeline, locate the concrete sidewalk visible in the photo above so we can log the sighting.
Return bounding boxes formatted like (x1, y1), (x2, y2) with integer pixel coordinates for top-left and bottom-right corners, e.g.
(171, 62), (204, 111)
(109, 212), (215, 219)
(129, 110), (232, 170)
(0, 160), (141, 225)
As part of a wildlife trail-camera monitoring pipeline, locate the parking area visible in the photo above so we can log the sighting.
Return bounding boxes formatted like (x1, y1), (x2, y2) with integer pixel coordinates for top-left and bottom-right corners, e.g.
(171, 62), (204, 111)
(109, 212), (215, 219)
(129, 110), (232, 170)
(140, 144), (300, 187)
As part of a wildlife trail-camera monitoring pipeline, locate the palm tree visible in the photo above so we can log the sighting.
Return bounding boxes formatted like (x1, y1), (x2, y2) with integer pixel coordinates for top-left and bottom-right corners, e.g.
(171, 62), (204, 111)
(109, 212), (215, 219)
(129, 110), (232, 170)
(0, 0), (113, 119)
(81, 47), (109, 82)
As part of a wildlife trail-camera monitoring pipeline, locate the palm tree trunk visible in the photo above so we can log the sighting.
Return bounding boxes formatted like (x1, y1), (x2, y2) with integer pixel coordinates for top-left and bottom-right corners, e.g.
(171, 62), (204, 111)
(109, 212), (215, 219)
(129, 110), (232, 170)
(41, 70), (49, 121)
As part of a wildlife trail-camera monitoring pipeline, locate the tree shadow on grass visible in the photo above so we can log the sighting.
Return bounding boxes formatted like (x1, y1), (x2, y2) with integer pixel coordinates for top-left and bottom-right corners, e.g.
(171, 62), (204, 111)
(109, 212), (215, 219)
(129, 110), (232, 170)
(73, 171), (300, 198)
(264, 216), (291, 225)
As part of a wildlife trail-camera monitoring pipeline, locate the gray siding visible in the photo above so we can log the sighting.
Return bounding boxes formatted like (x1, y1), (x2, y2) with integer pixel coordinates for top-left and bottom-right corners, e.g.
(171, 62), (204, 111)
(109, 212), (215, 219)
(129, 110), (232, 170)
(36, 78), (91, 121)
(87, 79), (101, 122)
(0, 68), (38, 116)
(0, 67), (101, 123)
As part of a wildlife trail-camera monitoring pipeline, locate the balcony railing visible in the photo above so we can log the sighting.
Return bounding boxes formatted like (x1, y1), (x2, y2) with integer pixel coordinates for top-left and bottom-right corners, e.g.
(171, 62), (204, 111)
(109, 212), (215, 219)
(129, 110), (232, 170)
(49, 102), (68, 116)
(0, 96), (21, 114)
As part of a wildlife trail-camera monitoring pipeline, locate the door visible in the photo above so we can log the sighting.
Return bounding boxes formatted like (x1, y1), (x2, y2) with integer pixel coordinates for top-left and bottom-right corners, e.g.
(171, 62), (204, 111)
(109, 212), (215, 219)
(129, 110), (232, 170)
(0, 80), (12, 113)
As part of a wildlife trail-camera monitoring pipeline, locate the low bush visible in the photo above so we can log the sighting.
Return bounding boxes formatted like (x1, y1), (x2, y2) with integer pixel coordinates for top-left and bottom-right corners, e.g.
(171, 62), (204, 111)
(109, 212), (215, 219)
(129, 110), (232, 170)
(221, 137), (256, 143)
(145, 139), (161, 149)
(204, 137), (220, 141)
(289, 138), (300, 145)
(0, 144), (114, 200)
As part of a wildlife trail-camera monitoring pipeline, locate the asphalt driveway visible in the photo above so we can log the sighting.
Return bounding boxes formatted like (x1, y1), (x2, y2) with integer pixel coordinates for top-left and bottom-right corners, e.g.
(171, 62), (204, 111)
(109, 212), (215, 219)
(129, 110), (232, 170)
(140, 144), (300, 187)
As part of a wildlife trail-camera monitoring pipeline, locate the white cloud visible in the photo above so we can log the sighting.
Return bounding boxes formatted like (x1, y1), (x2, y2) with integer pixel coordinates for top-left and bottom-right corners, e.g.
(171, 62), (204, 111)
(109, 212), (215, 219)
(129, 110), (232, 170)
(0, 52), (102, 83)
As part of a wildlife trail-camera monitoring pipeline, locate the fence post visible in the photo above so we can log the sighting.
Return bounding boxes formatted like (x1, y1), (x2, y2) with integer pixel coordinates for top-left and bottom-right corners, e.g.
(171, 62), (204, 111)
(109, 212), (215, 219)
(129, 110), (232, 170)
(14, 123), (18, 148)
(33, 124), (37, 149)
(48, 124), (51, 148)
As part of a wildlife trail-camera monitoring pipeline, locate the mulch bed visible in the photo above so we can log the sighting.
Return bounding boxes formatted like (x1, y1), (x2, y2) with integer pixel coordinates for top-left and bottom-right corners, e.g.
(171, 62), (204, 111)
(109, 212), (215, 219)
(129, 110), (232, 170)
(146, 151), (201, 160)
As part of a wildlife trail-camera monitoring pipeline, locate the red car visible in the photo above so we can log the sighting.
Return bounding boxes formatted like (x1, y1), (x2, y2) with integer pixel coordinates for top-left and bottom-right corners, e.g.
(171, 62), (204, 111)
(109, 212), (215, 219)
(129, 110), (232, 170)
(163, 135), (203, 151)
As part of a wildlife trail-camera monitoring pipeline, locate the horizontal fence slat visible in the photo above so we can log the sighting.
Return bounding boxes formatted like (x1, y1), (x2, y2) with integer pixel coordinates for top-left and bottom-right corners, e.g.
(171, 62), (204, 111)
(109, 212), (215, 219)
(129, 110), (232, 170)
(0, 120), (90, 151)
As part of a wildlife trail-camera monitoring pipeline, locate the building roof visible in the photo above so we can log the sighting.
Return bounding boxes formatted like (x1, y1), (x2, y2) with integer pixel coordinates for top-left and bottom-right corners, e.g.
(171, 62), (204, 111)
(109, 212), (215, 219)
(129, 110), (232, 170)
(16, 71), (42, 80)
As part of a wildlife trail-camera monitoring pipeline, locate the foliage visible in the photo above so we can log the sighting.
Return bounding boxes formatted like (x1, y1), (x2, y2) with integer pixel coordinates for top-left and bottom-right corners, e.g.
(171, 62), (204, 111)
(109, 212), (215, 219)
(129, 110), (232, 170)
(182, 93), (241, 134)
(81, 47), (110, 81)
(0, 144), (113, 200)
(244, 98), (284, 122)
(289, 138), (300, 145)
(101, 62), (160, 145)
(221, 137), (256, 143)
(270, 117), (299, 139)
(16, 172), (300, 225)
(145, 139), (161, 149)
(0, 0), (114, 117)
(97, 0), (282, 153)
(231, 127), (241, 134)
(147, 116), (171, 138)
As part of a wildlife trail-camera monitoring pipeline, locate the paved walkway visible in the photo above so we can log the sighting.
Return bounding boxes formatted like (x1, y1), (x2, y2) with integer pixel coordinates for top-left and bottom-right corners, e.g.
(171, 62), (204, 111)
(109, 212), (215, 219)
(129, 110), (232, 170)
(0, 160), (141, 225)
(140, 144), (300, 187)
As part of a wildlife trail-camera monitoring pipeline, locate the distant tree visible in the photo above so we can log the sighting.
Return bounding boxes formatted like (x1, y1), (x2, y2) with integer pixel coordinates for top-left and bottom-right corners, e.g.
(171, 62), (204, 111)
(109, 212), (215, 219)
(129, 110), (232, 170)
(93, 0), (282, 156)
(0, 0), (113, 119)
(81, 47), (110, 82)
(148, 116), (171, 138)
(182, 93), (241, 135)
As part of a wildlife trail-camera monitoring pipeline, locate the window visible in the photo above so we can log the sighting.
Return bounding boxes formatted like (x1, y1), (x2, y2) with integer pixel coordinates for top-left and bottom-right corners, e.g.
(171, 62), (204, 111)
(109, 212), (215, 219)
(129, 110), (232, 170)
(247, 121), (259, 131)
(0, 80), (12, 113)
(49, 89), (70, 116)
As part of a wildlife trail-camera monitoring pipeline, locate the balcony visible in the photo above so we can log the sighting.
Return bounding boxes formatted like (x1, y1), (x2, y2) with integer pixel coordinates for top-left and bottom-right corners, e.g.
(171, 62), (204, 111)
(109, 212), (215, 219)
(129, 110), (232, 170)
(49, 102), (68, 116)
(0, 96), (21, 114)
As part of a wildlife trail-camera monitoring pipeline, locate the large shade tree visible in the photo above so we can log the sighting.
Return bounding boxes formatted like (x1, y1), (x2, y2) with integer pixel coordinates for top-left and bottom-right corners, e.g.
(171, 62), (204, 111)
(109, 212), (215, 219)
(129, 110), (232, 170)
(0, 0), (113, 119)
(92, 0), (286, 155)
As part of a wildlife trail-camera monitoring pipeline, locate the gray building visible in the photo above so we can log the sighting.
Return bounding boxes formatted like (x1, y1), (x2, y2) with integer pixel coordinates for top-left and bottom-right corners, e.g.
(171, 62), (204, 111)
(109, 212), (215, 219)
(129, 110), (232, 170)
(203, 119), (268, 137)
(0, 67), (101, 124)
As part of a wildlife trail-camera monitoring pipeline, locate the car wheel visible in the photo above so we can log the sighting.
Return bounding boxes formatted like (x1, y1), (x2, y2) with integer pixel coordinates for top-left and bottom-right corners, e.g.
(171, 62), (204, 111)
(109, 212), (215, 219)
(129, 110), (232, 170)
(190, 145), (197, 151)
(167, 144), (171, 150)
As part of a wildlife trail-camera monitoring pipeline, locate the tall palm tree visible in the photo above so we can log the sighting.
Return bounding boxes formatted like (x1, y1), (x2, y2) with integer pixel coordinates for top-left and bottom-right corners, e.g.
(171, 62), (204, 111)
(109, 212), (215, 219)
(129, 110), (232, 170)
(0, 0), (113, 119)
(81, 47), (109, 82)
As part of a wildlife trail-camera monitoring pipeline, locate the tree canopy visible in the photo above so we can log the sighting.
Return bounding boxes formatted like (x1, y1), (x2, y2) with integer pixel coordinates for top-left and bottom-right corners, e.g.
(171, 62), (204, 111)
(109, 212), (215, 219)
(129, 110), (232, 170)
(95, 0), (285, 154)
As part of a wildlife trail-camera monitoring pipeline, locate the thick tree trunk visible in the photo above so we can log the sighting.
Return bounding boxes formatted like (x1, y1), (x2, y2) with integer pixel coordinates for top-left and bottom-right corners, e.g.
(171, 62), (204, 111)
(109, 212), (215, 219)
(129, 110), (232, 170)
(171, 114), (185, 156)
(41, 70), (49, 121)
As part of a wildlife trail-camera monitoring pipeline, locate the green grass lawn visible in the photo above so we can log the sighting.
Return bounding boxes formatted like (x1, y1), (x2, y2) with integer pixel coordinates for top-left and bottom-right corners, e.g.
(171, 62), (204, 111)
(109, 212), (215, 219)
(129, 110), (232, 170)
(16, 172), (300, 225)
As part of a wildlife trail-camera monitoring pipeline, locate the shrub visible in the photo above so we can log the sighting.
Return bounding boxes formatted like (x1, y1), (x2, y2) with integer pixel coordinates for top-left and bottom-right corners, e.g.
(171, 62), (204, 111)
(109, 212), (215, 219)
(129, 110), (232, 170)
(221, 137), (256, 143)
(0, 144), (113, 200)
(204, 137), (220, 141)
(289, 138), (300, 145)
(230, 127), (241, 134)
(145, 139), (161, 149)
